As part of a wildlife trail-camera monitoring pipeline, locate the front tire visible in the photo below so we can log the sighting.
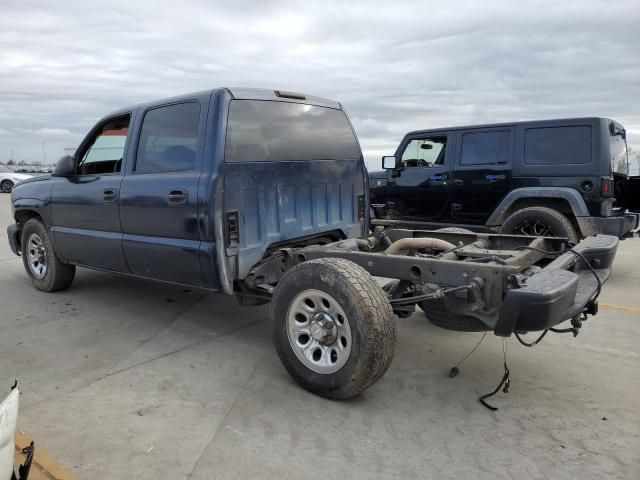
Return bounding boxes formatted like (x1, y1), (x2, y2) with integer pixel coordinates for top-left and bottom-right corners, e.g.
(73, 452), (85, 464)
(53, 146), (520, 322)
(271, 258), (396, 399)
(0, 180), (13, 193)
(21, 219), (75, 292)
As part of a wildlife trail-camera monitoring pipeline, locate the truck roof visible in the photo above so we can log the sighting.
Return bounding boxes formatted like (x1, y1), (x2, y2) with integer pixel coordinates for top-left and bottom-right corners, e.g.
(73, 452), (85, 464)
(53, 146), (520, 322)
(406, 117), (621, 136)
(107, 87), (341, 118)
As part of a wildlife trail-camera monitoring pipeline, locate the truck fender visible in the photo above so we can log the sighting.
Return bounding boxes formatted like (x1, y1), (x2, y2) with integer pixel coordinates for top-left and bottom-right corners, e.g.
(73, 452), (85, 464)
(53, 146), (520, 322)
(485, 187), (590, 226)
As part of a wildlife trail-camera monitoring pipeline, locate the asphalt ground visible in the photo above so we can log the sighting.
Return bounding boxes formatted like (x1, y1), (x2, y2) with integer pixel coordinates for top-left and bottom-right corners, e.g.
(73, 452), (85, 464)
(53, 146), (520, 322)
(0, 193), (638, 479)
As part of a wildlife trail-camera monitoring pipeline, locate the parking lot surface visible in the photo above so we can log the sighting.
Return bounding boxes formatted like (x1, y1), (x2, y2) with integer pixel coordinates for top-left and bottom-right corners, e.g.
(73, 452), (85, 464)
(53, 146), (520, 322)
(0, 194), (638, 479)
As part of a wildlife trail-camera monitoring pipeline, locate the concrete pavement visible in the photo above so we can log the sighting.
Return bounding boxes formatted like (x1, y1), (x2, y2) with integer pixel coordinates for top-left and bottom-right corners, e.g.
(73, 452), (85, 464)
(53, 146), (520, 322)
(0, 194), (638, 479)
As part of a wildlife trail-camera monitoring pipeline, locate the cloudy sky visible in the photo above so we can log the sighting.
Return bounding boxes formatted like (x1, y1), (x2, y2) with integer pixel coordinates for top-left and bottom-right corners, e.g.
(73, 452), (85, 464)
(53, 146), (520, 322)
(1, 0), (639, 169)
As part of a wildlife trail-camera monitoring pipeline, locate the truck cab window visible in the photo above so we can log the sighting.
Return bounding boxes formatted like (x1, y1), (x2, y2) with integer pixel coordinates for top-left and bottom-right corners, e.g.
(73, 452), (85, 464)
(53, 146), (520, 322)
(135, 102), (200, 173)
(401, 137), (447, 168)
(77, 115), (130, 175)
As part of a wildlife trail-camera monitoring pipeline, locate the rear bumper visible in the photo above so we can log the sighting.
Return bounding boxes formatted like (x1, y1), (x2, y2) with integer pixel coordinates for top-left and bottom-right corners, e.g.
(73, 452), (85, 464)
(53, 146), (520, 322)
(7, 224), (20, 256)
(577, 212), (639, 238)
(495, 234), (618, 336)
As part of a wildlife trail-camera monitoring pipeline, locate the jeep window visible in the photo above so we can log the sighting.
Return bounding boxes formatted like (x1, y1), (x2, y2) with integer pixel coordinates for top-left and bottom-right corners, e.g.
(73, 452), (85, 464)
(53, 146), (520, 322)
(225, 100), (360, 162)
(401, 137), (447, 168)
(610, 129), (628, 174)
(460, 130), (510, 166)
(76, 115), (130, 175)
(135, 102), (200, 173)
(524, 126), (591, 165)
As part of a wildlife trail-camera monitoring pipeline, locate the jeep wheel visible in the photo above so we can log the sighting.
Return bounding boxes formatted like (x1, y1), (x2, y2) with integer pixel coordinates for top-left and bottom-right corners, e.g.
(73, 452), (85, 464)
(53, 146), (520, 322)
(0, 180), (13, 193)
(21, 218), (75, 292)
(271, 258), (396, 399)
(500, 206), (579, 242)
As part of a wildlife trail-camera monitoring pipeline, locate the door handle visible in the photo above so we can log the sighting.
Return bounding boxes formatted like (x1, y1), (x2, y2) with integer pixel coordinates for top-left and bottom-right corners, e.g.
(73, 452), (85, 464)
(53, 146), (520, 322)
(429, 174), (448, 181)
(103, 188), (118, 203)
(167, 189), (188, 206)
(452, 178), (464, 186)
(485, 174), (506, 183)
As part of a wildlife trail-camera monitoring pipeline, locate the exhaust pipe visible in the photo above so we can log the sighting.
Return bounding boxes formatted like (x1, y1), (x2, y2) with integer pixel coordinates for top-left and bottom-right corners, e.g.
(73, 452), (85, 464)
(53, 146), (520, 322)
(385, 237), (457, 256)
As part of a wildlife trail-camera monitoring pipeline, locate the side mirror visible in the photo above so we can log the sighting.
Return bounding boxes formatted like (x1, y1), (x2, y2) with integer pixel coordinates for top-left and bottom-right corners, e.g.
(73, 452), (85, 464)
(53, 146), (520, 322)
(382, 156), (397, 169)
(53, 155), (75, 177)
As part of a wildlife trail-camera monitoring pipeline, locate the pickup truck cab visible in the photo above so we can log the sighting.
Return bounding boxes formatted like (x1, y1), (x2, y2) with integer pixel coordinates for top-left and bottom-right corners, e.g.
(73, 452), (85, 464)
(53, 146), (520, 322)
(371, 118), (640, 240)
(6, 90), (620, 399)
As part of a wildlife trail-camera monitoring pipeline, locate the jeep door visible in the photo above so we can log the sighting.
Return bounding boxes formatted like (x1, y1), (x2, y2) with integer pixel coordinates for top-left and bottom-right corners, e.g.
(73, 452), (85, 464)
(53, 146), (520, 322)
(450, 128), (513, 223)
(119, 97), (209, 287)
(50, 113), (131, 271)
(384, 134), (452, 220)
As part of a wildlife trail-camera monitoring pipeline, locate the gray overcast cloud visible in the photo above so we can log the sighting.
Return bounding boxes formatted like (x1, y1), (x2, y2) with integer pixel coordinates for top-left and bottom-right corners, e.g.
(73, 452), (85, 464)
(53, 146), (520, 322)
(1, 0), (639, 169)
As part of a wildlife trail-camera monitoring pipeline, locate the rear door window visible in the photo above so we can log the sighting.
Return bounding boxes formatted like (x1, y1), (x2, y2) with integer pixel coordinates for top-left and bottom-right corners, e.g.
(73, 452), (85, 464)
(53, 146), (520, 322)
(524, 126), (591, 165)
(135, 102), (200, 173)
(460, 130), (511, 166)
(225, 100), (360, 162)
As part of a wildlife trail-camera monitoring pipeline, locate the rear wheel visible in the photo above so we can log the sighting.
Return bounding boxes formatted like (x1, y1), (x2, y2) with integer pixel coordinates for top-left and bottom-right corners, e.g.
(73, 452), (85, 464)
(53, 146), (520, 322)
(271, 258), (396, 399)
(21, 219), (75, 292)
(0, 180), (13, 193)
(500, 206), (579, 242)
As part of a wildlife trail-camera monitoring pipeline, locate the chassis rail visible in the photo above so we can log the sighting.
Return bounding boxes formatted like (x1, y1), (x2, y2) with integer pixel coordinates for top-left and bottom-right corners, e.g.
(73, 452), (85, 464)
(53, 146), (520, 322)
(241, 229), (618, 336)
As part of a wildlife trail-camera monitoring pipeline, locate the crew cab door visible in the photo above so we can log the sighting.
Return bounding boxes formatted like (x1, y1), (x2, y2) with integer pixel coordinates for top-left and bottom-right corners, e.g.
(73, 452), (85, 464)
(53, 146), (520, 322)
(50, 113), (131, 271)
(385, 134), (452, 220)
(450, 128), (513, 223)
(119, 98), (208, 287)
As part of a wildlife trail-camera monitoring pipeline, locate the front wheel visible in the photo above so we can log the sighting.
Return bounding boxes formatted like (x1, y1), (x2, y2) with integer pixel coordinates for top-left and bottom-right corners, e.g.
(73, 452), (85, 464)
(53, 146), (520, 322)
(271, 258), (396, 399)
(0, 180), (13, 193)
(21, 219), (75, 292)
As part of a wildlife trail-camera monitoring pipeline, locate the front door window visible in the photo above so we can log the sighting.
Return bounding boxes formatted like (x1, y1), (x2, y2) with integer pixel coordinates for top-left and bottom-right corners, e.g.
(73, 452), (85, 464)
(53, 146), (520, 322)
(76, 115), (130, 175)
(401, 137), (447, 168)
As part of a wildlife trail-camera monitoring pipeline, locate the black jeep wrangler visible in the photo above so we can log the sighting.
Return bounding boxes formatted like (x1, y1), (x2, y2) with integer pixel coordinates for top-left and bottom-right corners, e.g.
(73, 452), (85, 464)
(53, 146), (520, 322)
(370, 117), (639, 241)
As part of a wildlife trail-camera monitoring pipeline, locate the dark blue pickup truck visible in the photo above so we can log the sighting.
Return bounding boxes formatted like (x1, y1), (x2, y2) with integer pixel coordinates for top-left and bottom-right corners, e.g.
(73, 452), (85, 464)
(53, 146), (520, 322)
(6, 88), (620, 399)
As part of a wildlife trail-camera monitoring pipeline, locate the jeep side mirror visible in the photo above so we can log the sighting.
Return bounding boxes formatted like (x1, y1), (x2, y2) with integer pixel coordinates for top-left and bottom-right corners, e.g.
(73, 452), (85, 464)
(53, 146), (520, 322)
(53, 155), (75, 177)
(382, 156), (397, 169)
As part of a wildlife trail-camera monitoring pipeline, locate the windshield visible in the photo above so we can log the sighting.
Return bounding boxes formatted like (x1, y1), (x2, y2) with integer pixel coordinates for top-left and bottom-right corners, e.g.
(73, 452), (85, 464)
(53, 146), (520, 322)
(610, 125), (628, 175)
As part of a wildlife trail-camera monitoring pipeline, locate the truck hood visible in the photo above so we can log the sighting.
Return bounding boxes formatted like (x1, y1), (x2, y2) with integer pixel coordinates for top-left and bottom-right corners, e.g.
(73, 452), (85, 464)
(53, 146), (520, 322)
(12, 174), (51, 187)
(368, 170), (387, 180)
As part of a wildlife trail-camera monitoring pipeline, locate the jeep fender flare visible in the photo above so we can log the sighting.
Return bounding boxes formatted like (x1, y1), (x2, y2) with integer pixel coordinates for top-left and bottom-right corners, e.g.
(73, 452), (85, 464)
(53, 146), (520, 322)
(485, 187), (589, 227)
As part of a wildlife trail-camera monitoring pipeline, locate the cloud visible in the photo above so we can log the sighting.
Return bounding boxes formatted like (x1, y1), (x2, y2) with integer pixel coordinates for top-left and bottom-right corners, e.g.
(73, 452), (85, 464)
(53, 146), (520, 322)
(0, 0), (639, 167)
(34, 128), (73, 136)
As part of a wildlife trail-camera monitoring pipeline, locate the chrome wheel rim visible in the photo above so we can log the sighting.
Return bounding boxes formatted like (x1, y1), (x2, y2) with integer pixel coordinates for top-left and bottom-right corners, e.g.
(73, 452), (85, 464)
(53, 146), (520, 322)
(512, 220), (554, 237)
(27, 233), (47, 279)
(0, 181), (12, 193)
(286, 289), (352, 374)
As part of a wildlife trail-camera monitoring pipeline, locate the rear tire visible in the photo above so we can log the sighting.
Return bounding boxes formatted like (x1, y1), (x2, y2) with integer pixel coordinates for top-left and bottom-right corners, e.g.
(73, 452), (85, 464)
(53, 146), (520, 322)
(21, 219), (75, 292)
(418, 298), (490, 332)
(271, 258), (396, 399)
(500, 206), (579, 242)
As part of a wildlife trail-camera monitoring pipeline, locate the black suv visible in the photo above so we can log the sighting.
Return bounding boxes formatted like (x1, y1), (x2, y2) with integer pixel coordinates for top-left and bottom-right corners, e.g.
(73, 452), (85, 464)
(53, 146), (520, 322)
(370, 117), (639, 241)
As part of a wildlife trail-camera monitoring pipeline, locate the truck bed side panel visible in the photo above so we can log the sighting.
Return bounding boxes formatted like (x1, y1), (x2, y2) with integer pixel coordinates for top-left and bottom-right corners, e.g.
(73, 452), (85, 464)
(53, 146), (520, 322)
(224, 159), (365, 279)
